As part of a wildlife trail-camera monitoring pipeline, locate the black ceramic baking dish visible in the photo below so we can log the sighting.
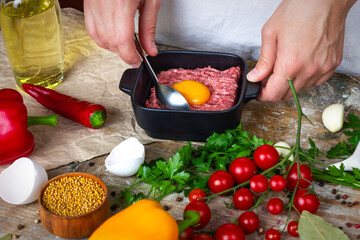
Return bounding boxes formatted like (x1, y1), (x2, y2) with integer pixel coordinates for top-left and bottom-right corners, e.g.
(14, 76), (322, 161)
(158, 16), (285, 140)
(119, 50), (260, 142)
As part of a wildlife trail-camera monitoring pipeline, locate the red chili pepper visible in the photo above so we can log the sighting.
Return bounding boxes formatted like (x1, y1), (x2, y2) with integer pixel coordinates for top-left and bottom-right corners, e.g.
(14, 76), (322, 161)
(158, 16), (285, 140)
(0, 88), (58, 165)
(22, 84), (107, 129)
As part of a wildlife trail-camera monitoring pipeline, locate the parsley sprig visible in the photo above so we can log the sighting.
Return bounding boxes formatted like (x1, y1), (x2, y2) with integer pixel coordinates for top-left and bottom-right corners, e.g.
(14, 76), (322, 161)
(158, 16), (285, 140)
(110, 125), (273, 207)
(305, 113), (360, 189)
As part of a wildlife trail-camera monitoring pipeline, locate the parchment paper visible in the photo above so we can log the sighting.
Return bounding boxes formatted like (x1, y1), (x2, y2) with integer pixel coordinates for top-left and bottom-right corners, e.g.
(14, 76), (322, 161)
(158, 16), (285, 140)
(0, 8), (154, 171)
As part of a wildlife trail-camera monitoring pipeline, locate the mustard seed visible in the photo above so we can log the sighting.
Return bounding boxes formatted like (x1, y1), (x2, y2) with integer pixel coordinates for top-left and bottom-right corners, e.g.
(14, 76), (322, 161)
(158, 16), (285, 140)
(41, 175), (105, 217)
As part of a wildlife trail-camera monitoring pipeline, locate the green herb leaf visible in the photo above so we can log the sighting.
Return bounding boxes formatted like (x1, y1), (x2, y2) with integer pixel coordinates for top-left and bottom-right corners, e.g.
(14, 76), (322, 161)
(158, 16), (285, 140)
(173, 171), (191, 184)
(298, 211), (350, 240)
(0, 234), (11, 240)
(121, 189), (134, 206)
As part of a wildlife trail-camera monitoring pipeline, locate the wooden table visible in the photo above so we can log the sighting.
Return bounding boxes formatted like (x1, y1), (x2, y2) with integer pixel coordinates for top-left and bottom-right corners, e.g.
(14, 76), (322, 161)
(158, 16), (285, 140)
(1, 55), (360, 239)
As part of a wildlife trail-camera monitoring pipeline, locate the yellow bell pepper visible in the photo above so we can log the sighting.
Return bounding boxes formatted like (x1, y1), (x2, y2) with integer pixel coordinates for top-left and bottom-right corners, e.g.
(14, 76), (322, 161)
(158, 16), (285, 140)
(89, 199), (199, 240)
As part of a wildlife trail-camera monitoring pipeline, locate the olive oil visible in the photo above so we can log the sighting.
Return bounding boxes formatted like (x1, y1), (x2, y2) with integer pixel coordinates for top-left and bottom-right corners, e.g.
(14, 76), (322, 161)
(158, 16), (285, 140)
(0, 0), (64, 89)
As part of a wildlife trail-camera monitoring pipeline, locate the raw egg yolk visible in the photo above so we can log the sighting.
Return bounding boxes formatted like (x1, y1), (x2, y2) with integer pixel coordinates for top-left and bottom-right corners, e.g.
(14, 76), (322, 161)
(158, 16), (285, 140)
(172, 80), (211, 105)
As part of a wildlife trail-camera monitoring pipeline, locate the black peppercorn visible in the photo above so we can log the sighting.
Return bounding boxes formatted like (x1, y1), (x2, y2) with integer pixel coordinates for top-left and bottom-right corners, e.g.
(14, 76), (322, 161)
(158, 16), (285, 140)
(176, 196), (183, 202)
(89, 162), (95, 167)
(163, 205), (170, 211)
(319, 181), (325, 187)
(17, 224), (25, 230)
(110, 191), (116, 197)
(348, 202), (354, 207)
(336, 195), (341, 200)
(341, 200), (347, 205)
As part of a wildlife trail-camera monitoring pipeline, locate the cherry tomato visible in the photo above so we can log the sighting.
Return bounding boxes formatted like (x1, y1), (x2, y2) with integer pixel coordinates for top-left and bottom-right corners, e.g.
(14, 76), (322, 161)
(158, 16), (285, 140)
(287, 221), (299, 237)
(193, 234), (214, 240)
(214, 223), (245, 240)
(293, 189), (320, 214)
(250, 174), (269, 193)
(229, 157), (257, 184)
(286, 164), (313, 191)
(189, 188), (207, 203)
(179, 227), (194, 240)
(184, 201), (212, 229)
(267, 198), (284, 215)
(208, 170), (234, 195)
(233, 188), (254, 210)
(237, 211), (260, 234)
(253, 144), (279, 170)
(265, 229), (281, 240)
(269, 175), (287, 192)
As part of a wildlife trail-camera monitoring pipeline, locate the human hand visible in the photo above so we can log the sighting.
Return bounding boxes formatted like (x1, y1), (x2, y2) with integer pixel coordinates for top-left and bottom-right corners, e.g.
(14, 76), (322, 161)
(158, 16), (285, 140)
(84, 0), (161, 66)
(247, 0), (357, 101)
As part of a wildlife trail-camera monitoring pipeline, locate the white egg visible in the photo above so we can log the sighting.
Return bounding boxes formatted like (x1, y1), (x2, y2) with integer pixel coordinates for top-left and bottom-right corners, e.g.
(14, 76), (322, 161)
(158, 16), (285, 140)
(322, 103), (344, 133)
(274, 141), (294, 161)
(105, 137), (145, 177)
(0, 157), (48, 205)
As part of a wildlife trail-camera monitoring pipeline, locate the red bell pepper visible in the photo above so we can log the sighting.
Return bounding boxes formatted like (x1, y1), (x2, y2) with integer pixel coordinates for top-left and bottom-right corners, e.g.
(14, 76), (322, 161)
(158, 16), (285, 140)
(22, 84), (107, 129)
(0, 88), (58, 165)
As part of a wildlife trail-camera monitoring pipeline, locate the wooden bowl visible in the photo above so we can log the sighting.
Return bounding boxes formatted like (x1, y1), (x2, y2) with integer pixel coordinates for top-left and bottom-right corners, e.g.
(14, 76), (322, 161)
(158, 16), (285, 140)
(38, 172), (110, 239)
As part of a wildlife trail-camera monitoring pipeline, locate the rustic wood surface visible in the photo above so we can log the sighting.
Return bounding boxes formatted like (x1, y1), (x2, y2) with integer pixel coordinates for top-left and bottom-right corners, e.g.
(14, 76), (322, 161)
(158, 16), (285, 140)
(1, 52), (360, 239)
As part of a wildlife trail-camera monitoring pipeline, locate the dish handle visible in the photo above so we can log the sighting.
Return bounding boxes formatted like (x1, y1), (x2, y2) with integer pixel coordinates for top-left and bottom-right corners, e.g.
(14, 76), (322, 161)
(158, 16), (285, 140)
(244, 81), (261, 104)
(119, 68), (138, 96)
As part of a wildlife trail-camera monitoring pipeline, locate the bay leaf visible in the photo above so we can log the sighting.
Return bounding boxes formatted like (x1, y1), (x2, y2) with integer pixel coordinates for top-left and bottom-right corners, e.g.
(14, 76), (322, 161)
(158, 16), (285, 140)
(0, 234), (11, 240)
(298, 211), (350, 240)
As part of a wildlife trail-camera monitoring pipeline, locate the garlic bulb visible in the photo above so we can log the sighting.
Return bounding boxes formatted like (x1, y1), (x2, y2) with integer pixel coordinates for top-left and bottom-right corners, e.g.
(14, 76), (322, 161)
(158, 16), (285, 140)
(105, 137), (145, 177)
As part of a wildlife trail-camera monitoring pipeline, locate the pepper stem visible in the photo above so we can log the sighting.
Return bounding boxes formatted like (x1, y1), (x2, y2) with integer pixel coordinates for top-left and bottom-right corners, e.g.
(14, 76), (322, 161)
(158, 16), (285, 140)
(28, 115), (58, 127)
(89, 110), (106, 128)
(177, 210), (200, 236)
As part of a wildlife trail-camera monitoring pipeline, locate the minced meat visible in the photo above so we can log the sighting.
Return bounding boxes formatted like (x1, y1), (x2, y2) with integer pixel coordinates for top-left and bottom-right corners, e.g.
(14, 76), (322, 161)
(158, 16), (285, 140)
(145, 66), (241, 111)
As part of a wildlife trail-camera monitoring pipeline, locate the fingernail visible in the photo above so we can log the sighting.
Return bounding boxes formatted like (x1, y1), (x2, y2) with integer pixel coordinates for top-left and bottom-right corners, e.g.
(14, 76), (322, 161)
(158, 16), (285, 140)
(247, 68), (259, 82)
(152, 42), (158, 53)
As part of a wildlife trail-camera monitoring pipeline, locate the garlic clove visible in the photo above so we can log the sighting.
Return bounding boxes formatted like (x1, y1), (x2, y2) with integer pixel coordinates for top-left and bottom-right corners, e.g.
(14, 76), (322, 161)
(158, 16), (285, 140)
(105, 137), (145, 177)
(274, 141), (294, 161)
(0, 157), (48, 205)
(322, 103), (344, 133)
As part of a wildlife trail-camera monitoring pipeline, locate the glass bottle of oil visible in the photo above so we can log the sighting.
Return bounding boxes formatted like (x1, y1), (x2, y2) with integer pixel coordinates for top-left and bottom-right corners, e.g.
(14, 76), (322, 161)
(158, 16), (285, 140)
(0, 0), (64, 89)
